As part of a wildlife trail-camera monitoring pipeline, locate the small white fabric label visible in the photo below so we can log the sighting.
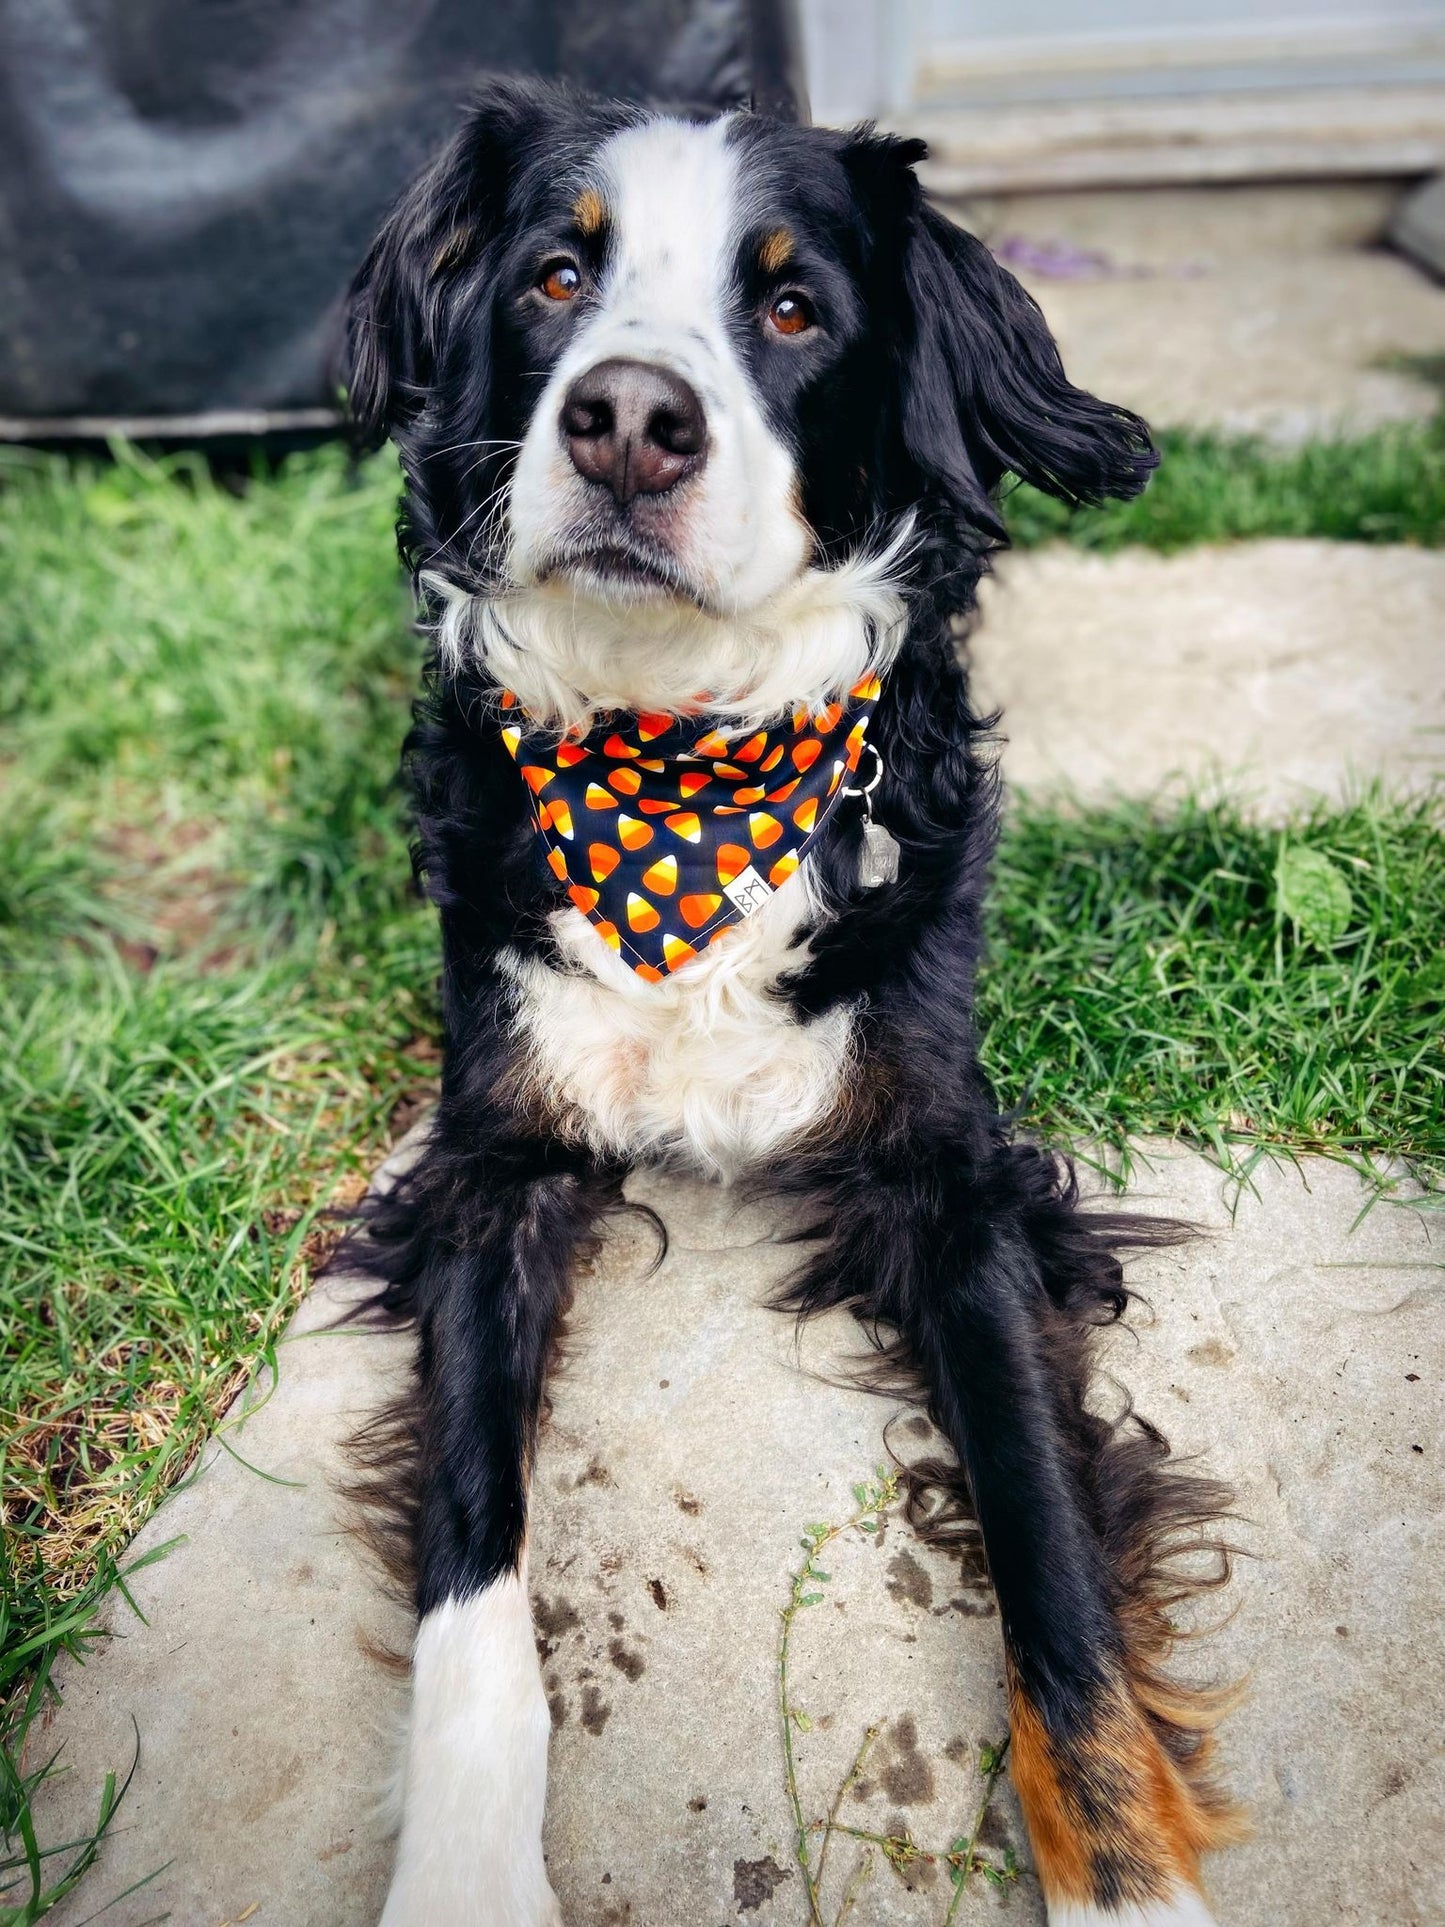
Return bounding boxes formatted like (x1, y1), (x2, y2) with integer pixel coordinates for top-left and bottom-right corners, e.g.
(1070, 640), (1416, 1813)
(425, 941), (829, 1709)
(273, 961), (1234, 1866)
(722, 865), (774, 917)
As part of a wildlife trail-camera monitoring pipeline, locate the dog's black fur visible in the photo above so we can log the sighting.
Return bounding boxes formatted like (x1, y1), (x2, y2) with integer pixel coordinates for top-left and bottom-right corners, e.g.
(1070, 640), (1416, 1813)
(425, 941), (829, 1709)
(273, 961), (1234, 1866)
(343, 77), (1239, 1920)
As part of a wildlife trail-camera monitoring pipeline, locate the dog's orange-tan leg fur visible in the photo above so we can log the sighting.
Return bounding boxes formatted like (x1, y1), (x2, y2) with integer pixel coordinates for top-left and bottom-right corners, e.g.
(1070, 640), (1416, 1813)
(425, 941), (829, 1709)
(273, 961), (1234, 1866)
(1010, 1667), (1244, 1924)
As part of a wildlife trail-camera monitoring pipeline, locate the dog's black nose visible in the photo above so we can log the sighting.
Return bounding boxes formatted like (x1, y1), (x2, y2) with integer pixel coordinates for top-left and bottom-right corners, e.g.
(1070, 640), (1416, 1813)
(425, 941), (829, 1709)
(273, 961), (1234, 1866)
(561, 359), (707, 503)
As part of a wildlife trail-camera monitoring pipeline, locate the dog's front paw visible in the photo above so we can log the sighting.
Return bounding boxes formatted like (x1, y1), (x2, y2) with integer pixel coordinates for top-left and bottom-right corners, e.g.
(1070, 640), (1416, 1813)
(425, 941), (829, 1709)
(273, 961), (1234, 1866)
(1046, 1892), (1219, 1927)
(379, 1854), (562, 1927)
(382, 1583), (560, 1925)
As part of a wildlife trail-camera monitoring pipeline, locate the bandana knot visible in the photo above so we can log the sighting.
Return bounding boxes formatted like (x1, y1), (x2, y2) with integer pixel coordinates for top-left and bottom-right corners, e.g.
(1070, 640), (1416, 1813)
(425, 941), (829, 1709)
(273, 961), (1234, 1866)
(501, 673), (882, 980)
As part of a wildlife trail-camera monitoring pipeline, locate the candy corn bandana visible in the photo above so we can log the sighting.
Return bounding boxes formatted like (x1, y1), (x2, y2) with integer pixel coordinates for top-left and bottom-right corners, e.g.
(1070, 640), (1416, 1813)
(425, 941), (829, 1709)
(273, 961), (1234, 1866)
(500, 673), (883, 981)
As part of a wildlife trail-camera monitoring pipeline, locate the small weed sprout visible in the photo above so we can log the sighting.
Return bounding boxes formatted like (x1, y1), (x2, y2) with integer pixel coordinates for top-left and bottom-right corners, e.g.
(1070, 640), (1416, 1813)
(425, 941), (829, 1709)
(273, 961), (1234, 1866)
(778, 1469), (1018, 1924)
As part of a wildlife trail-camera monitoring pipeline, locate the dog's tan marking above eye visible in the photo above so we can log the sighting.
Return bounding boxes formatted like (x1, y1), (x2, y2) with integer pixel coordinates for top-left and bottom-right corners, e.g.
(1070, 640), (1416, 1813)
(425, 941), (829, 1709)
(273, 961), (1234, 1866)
(573, 186), (607, 237)
(758, 227), (793, 275)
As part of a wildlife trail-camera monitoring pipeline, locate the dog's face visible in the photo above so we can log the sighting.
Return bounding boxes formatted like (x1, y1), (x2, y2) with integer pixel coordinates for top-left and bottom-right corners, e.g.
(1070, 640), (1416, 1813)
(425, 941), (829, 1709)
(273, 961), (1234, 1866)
(504, 110), (830, 618)
(347, 80), (1153, 723)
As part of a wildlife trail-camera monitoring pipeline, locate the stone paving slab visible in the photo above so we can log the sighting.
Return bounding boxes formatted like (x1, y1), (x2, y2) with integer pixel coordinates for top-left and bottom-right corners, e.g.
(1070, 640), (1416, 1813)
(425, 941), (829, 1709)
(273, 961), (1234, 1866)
(32, 1148), (1441, 1927)
(30, 1263), (415, 1927)
(911, 89), (1445, 199)
(944, 185), (1445, 440)
(970, 541), (1445, 810)
(962, 184), (1404, 266)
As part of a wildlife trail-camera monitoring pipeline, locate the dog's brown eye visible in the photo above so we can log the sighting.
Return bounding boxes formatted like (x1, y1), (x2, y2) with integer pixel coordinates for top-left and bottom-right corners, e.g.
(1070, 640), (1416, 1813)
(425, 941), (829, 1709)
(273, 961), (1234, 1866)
(540, 261), (582, 302)
(768, 292), (813, 337)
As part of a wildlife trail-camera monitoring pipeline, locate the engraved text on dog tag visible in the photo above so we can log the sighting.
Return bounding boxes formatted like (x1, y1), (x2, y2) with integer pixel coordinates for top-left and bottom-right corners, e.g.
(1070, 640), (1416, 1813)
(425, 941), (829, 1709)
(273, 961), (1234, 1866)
(859, 816), (900, 888)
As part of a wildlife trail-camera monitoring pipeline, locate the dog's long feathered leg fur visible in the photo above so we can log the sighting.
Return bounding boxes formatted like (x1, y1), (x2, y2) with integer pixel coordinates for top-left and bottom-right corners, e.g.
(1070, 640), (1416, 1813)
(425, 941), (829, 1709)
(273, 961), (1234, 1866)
(774, 1131), (1244, 1926)
(341, 1133), (623, 1927)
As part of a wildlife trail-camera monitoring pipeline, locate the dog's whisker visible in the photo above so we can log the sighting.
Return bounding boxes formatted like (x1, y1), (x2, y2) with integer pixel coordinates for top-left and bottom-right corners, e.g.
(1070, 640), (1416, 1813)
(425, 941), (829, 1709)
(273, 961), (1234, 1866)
(430, 436), (526, 460)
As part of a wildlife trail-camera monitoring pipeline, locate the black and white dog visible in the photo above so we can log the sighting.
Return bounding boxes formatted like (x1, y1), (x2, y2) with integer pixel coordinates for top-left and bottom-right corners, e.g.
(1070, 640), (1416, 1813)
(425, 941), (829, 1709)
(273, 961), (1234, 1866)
(343, 76), (1240, 1927)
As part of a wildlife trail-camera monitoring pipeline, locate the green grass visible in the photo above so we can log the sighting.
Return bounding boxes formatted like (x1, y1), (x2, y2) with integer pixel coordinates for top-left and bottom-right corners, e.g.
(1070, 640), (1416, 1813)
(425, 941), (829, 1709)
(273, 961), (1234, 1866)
(0, 435), (1441, 1919)
(1006, 419), (1445, 551)
(979, 789), (1445, 1189)
(0, 443), (438, 1921)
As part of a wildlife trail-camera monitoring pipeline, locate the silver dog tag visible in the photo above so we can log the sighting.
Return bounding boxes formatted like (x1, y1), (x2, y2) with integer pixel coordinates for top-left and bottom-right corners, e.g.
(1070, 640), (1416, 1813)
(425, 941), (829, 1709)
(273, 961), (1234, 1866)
(845, 742), (898, 888)
(859, 815), (900, 888)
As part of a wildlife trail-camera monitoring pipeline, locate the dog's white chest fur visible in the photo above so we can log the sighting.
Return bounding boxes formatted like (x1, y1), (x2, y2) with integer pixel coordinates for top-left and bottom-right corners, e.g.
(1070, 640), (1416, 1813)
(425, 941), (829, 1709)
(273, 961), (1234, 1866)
(503, 873), (852, 1180)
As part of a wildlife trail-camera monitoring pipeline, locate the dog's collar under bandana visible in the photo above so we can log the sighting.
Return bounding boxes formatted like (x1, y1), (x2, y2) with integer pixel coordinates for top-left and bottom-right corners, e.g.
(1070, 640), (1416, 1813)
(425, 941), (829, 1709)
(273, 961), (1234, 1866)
(500, 673), (883, 980)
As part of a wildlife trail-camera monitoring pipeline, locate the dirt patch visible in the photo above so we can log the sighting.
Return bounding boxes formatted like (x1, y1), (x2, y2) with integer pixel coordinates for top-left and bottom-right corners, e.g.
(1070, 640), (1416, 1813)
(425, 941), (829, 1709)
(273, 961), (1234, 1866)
(885, 1548), (934, 1610)
(608, 1638), (645, 1681)
(877, 1715), (936, 1807)
(581, 1684), (611, 1735)
(733, 1856), (791, 1912)
(533, 1592), (581, 1662)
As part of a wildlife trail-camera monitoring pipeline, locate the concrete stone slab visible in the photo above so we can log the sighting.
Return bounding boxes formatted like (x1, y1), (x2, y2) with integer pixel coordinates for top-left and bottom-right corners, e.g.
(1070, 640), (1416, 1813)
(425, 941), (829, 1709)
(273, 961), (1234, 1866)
(958, 185), (1406, 267)
(970, 541), (1445, 810)
(28, 1261), (416, 1927)
(1392, 173), (1445, 281)
(1111, 1155), (1444, 1927)
(941, 186), (1445, 440)
(910, 87), (1445, 198)
(31, 1148), (1441, 1927)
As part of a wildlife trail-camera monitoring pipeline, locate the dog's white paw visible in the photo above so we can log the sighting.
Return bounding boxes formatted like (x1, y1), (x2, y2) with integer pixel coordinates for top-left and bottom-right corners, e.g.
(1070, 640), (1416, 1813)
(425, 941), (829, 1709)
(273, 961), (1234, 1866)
(381, 1578), (558, 1926)
(380, 1856), (561, 1927)
(1048, 1892), (1218, 1927)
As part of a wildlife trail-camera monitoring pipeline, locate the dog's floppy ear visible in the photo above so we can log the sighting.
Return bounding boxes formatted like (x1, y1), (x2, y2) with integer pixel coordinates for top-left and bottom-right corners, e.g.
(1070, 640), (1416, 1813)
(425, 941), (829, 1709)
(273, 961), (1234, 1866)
(845, 132), (1156, 541)
(343, 77), (539, 446)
